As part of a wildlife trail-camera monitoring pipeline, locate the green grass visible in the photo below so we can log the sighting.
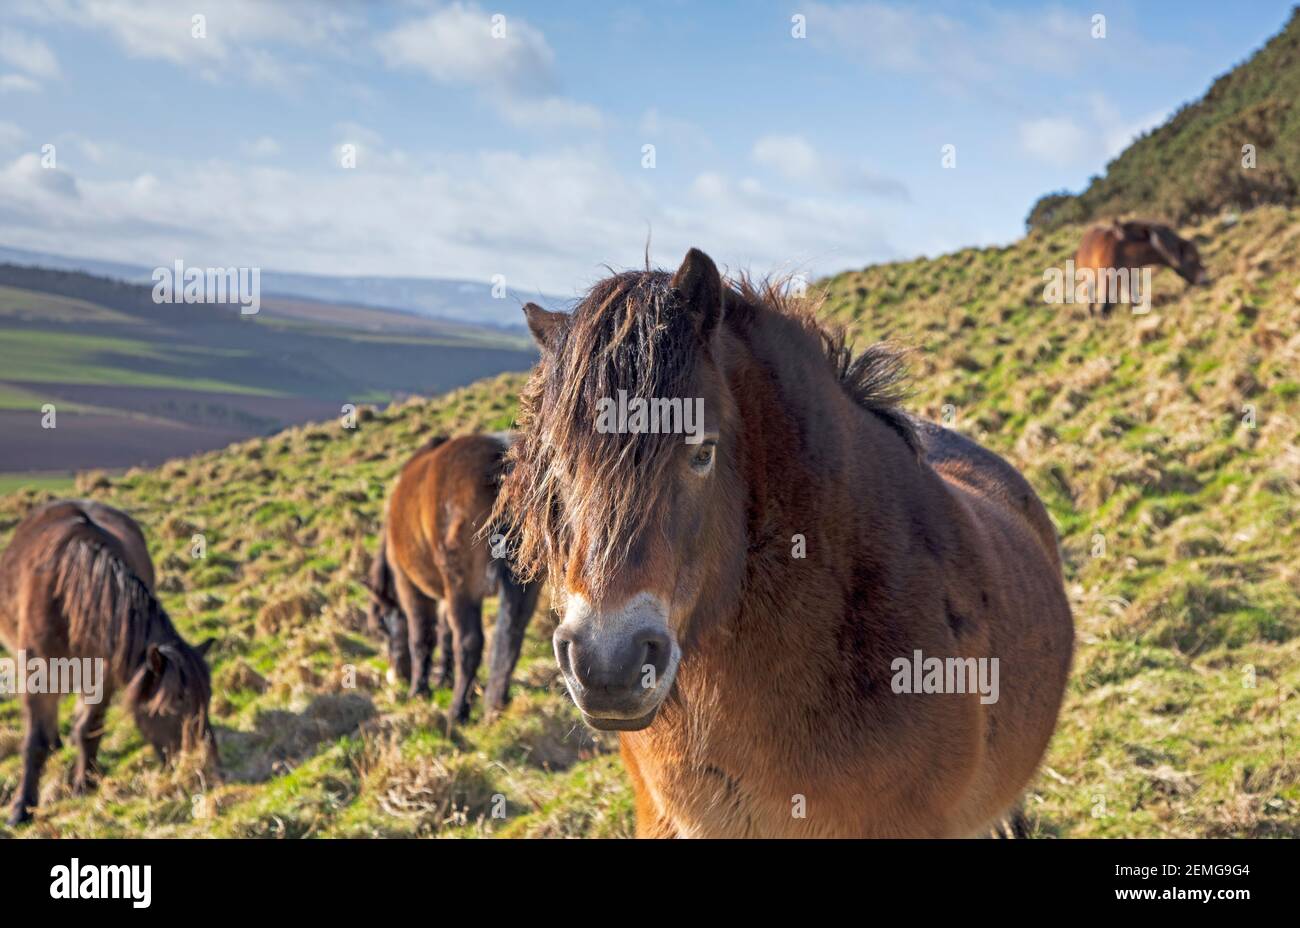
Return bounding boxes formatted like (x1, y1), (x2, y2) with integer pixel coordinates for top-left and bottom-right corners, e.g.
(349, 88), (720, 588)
(0, 204), (1297, 838)
(0, 285), (139, 325)
(0, 472), (75, 495)
(253, 314), (533, 352)
(816, 205), (1300, 836)
(0, 383), (60, 410)
(0, 328), (279, 395)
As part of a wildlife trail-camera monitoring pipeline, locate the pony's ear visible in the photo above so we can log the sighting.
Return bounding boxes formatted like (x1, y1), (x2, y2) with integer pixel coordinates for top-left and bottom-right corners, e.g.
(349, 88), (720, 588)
(1148, 227), (1179, 267)
(523, 303), (566, 352)
(195, 638), (216, 660)
(147, 643), (167, 675)
(670, 247), (723, 339)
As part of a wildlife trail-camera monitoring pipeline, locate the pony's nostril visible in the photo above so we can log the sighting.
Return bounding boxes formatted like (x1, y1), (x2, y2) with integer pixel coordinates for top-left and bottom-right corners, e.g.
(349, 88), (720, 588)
(554, 635), (574, 678)
(636, 631), (671, 684)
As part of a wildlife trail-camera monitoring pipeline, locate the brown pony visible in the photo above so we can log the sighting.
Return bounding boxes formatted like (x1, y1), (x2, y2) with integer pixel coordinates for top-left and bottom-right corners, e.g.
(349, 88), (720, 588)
(368, 433), (541, 723)
(1075, 219), (1210, 314)
(496, 248), (1074, 837)
(0, 500), (216, 826)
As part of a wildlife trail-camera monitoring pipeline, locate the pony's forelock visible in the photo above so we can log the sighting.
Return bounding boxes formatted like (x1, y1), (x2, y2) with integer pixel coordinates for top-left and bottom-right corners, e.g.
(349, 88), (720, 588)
(494, 265), (915, 598)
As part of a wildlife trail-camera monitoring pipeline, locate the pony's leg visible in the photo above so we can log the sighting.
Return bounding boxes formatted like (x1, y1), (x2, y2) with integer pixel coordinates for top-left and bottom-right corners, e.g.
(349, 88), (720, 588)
(393, 572), (438, 699)
(71, 696), (110, 794)
(9, 692), (60, 826)
(384, 608), (411, 688)
(432, 601), (454, 690)
(482, 575), (540, 718)
(995, 799), (1031, 838)
(446, 593), (484, 724)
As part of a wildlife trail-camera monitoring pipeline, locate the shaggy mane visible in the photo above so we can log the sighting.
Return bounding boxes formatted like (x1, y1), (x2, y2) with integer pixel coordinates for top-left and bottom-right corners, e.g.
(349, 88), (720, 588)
(40, 517), (210, 716)
(495, 267), (915, 595)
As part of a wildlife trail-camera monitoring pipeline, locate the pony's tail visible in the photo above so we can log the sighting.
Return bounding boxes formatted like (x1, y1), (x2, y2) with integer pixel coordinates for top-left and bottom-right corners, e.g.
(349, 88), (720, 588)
(364, 528), (402, 637)
(416, 433), (451, 455)
(51, 530), (162, 681)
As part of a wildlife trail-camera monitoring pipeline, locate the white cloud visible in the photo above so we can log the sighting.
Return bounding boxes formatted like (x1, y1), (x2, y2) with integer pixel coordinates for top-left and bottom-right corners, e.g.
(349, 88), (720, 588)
(62, 134), (106, 165)
(1018, 117), (1087, 167)
(0, 73), (39, 93)
(0, 144), (902, 296)
(0, 151), (79, 199)
(376, 2), (601, 131)
(753, 135), (820, 180)
(1019, 95), (1172, 168)
(0, 27), (59, 80)
(638, 108), (713, 153)
(805, 3), (992, 83)
(495, 95), (603, 131)
(376, 2), (555, 94)
(0, 120), (25, 150)
(33, 0), (356, 86)
(752, 133), (910, 200)
(243, 136), (281, 158)
(805, 2), (1187, 95)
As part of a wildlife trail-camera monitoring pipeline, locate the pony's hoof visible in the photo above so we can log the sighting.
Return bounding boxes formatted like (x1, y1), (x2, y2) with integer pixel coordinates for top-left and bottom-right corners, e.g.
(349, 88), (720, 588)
(483, 694), (509, 719)
(7, 807), (32, 827)
(71, 774), (99, 796)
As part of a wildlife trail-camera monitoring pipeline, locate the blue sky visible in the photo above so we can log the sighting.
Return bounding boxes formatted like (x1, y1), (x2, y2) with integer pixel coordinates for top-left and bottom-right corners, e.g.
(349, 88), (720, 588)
(0, 0), (1293, 299)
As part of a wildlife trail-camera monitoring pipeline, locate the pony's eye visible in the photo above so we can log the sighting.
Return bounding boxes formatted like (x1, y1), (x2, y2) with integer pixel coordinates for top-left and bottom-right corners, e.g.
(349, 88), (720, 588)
(689, 443), (716, 473)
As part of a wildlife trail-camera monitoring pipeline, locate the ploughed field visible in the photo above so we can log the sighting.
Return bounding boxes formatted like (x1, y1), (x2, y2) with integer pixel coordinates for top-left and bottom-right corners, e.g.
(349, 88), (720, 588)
(0, 208), (1297, 837)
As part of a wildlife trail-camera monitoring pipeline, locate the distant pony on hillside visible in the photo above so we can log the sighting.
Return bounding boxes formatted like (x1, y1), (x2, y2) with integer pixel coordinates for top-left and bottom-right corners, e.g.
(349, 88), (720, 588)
(1075, 220), (1210, 315)
(365, 434), (541, 724)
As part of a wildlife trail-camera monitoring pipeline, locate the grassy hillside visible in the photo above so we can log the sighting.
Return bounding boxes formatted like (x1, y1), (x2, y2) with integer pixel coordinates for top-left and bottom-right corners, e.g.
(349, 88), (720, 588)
(1026, 8), (1300, 232)
(1, 207), (1297, 837)
(0, 373), (631, 837)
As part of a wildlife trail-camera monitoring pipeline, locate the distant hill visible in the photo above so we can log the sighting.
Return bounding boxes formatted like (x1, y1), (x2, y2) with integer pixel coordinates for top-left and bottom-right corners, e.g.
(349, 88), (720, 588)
(0, 263), (537, 476)
(0, 244), (562, 331)
(1026, 7), (1300, 231)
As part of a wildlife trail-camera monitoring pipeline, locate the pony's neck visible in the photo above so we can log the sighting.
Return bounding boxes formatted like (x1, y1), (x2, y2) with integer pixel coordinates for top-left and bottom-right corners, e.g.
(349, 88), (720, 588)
(115, 579), (181, 686)
(732, 296), (916, 563)
(684, 296), (924, 712)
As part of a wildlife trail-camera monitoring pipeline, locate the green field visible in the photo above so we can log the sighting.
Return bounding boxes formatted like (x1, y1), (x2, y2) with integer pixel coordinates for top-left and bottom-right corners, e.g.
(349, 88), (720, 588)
(0, 472), (75, 496)
(0, 328), (276, 395)
(0, 383), (67, 411)
(0, 284), (140, 325)
(0, 273), (539, 476)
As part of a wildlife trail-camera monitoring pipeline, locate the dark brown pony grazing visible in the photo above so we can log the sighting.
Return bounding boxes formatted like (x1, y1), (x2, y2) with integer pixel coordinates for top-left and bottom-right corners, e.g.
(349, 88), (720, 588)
(0, 500), (216, 826)
(367, 433), (541, 723)
(496, 248), (1074, 837)
(1075, 219), (1210, 315)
